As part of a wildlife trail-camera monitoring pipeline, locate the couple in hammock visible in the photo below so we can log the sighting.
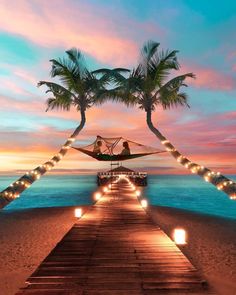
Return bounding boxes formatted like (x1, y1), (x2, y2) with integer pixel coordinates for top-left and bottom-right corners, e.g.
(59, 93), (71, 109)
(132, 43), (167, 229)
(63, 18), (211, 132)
(93, 140), (131, 156)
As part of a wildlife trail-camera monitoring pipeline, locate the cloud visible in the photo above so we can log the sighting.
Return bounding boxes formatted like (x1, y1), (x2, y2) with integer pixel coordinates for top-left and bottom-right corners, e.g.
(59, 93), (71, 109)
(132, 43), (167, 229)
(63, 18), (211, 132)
(0, 0), (163, 66)
(181, 63), (236, 91)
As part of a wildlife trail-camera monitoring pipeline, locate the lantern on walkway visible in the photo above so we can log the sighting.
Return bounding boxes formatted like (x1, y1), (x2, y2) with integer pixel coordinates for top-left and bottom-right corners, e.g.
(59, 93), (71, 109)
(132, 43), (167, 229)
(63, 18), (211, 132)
(173, 228), (186, 245)
(141, 199), (148, 208)
(75, 208), (82, 218)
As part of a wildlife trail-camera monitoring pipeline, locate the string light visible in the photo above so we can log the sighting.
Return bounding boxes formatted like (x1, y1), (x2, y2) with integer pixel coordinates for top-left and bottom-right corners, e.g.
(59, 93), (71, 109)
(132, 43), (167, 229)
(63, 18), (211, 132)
(161, 140), (169, 144)
(217, 185), (223, 190)
(68, 137), (75, 142)
(177, 156), (182, 163)
(230, 194), (236, 200)
(204, 176), (209, 182)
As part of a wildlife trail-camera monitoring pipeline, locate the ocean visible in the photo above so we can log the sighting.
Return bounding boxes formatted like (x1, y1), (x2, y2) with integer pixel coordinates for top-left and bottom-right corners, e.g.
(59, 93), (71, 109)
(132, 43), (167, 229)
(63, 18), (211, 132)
(1, 174), (236, 220)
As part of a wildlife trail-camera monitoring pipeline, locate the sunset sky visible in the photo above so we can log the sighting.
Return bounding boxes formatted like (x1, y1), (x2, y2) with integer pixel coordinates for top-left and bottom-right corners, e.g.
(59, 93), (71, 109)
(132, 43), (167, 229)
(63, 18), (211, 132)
(0, 0), (236, 175)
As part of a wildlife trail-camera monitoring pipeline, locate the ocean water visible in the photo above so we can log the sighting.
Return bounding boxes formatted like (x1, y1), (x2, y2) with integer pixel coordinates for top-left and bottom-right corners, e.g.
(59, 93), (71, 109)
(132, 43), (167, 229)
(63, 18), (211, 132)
(1, 174), (236, 220)
(1, 175), (97, 210)
(144, 175), (236, 220)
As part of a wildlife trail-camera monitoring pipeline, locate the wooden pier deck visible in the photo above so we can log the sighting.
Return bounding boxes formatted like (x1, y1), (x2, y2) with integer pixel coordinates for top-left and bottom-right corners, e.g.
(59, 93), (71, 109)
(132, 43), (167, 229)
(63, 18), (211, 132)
(16, 179), (214, 295)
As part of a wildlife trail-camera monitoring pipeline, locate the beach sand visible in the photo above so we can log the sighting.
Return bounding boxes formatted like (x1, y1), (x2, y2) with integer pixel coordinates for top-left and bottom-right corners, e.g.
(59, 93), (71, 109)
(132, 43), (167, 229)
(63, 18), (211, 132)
(0, 204), (236, 295)
(148, 206), (236, 295)
(0, 206), (89, 295)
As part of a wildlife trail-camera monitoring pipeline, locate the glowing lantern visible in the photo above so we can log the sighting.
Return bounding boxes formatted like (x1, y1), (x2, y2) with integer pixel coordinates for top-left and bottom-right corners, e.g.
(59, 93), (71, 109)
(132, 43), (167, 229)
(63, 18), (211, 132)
(94, 192), (102, 201)
(136, 190), (141, 197)
(108, 184), (112, 189)
(141, 199), (148, 208)
(173, 228), (186, 245)
(74, 208), (82, 218)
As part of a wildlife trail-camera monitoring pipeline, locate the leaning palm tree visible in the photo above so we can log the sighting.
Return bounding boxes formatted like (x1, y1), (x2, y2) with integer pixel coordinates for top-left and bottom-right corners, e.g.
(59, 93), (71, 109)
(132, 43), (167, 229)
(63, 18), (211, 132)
(111, 40), (236, 199)
(0, 48), (112, 209)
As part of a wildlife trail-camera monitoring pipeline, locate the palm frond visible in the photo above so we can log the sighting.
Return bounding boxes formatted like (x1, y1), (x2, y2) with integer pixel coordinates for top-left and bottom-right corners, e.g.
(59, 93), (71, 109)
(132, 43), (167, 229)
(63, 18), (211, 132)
(148, 49), (180, 87)
(65, 48), (84, 69)
(38, 81), (75, 111)
(155, 73), (194, 109)
(141, 40), (160, 63)
(46, 95), (75, 111)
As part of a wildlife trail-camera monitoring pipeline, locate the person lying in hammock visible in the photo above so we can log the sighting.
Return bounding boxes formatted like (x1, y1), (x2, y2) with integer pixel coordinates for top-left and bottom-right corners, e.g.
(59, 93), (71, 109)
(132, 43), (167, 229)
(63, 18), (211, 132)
(120, 141), (131, 155)
(93, 140), (102, 154)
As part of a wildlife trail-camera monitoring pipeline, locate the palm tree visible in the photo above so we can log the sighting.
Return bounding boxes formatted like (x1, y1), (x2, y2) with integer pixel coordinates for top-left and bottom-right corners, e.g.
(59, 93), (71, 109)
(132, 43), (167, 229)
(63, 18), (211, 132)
(0, 48), (112, 209)
(111, 40), (236, 199)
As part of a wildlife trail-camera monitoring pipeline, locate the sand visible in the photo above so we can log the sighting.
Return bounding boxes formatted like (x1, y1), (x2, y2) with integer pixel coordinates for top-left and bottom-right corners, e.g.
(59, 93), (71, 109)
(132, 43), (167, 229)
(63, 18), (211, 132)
(0, 204), (236, 295)
(148, 206), (236, 295)
(0, 206), (89, 295)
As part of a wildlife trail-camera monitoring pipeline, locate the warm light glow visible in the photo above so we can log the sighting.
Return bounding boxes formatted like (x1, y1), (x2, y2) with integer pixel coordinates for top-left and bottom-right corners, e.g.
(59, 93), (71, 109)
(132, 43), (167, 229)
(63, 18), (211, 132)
(108, 184), (112, 189)
(103, 187), (108, 193)
(94, 192), (102, 201)
(230, 194), (236, 200)
(161, 140), (169, 144)
(173, 228), (186, 245)
(141, 199), (148, 208)
(204, 176), (209, 182)
(74, 208), (82, 218)
(177, 156), (182, 162)
(136, 190), (141, 197)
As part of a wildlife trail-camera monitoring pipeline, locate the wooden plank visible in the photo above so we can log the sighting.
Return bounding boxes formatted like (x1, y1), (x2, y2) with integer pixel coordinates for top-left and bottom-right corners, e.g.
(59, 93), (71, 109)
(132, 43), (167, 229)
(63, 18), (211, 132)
(16, 180), (214, 294)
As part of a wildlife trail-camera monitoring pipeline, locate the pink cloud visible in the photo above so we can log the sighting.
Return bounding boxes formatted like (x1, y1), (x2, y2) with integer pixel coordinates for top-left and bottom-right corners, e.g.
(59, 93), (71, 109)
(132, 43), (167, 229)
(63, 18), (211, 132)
(0, 0), (162, 66)
(232, 64), (236, 72)
(181, 63), (236, 91)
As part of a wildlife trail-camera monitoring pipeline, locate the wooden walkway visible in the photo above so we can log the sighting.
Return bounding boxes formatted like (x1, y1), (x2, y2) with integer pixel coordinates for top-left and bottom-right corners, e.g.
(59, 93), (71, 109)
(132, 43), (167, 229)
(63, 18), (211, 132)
(16, 179), (214, 295)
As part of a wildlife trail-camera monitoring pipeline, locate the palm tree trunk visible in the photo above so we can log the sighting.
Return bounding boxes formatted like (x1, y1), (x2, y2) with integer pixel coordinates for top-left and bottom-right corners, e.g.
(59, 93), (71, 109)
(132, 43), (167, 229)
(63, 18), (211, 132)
(0, 111), (86, 209)
(146, 108), (236, 199)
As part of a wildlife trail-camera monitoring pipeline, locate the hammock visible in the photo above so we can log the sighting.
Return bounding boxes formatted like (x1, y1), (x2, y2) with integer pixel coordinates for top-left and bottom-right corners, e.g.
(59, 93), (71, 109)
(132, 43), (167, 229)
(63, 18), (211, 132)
(73, 136), (165, 161)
